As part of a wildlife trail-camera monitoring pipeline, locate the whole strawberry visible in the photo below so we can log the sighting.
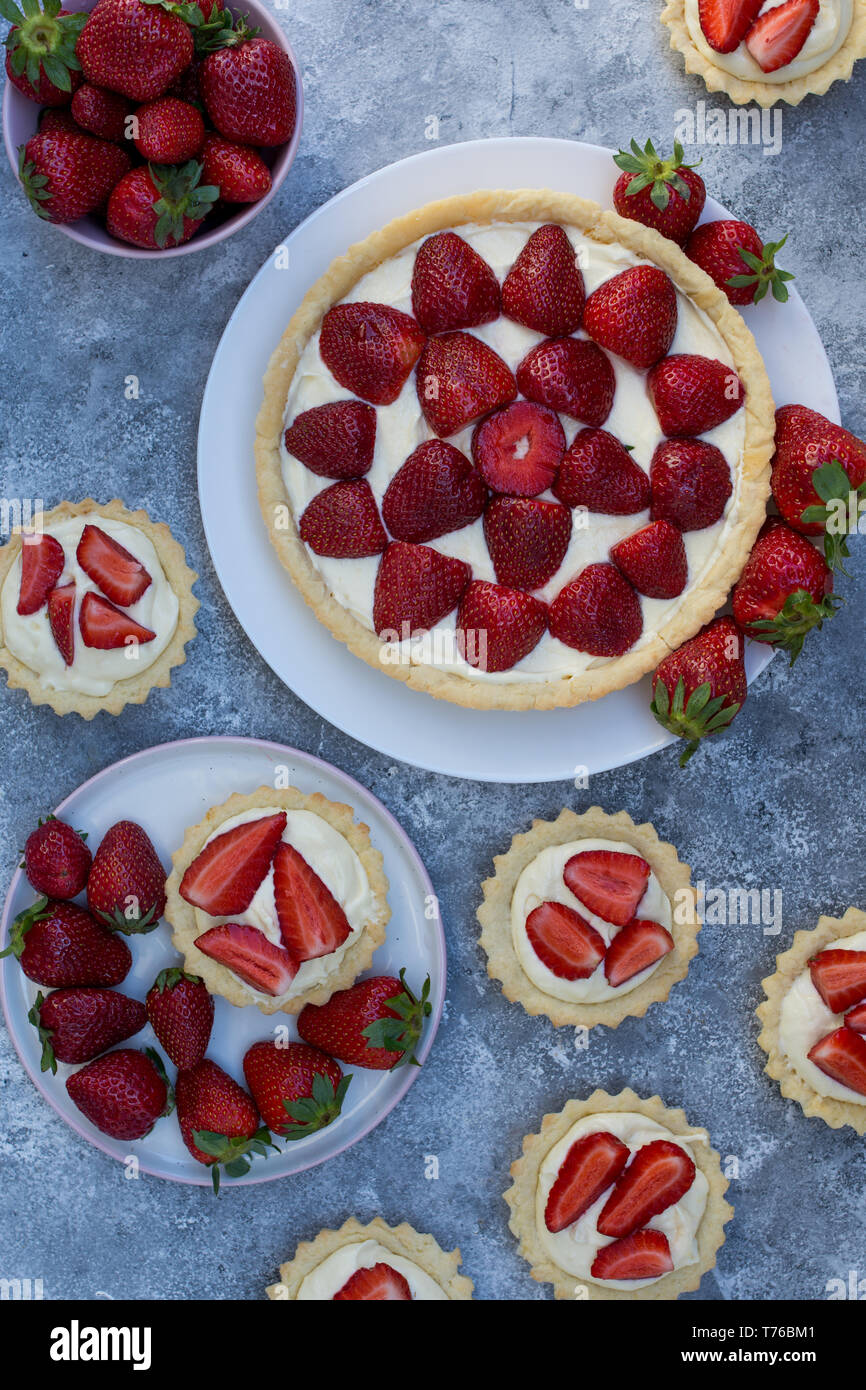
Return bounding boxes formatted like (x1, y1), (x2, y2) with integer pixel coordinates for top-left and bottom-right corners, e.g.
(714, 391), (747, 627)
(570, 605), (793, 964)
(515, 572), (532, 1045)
(106, 161), (218, 248)
(23, 816), (91, 899)
(175, 1058), (274, 1193)
(771, 405), (866, 568)
(686, 220), (794, 306)
(298, 970), (432, 1070)
(145, 967), (214, 1069)
(134, 95), (205, 162)
(87, 820), (166, 934)
(66, 1046), (171, 1140)
(200, 133), (271, 203)
(651, 615), (747, 766)
(76, 0), (194, 102)
(613, 138), (706, 246)
(71, 81), (134, 141)
(29, 987), (146, 1072)
(18, 129), (131, 223)
(243, 1040), (350, 1138)
(4, 0), (86, 105)
(0, 897), (131, 986)
(201, 25), (297, 146)
(731, 518), (837, 662)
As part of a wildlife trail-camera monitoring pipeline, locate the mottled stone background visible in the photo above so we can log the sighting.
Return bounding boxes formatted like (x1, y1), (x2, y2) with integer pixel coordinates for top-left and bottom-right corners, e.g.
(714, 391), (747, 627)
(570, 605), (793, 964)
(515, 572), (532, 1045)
(1, 0), (864, 1301)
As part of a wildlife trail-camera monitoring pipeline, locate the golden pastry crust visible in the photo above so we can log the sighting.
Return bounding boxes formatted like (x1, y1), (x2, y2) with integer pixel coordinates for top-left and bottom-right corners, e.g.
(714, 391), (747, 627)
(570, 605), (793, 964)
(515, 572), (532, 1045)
(477, 807), (700, 1028)
(504, 1088), (733, 1300)
(165, 786), (390, 1015)
(265, 1217), (474, 1300)
(256, 189), (774, 712)
(0, 498), (198, 718)
(661, 0), (866, 107)
(756, 907), (866, 1134)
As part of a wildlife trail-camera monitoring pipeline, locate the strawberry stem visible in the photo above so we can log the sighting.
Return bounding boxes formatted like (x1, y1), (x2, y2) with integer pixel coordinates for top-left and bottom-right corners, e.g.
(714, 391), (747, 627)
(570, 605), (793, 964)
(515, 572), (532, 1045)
(726, 234), (794, 304)
(650, 677), (741, 767)
(800, 460), (866, 574)
(742, 588), (840, 665)
(282, 1072), (351, 1138)
(192, 1125), (279, 1194)
(613, 138), (701, 213)
(0, 895), (50, 958)
(361, 970), (432, 1069)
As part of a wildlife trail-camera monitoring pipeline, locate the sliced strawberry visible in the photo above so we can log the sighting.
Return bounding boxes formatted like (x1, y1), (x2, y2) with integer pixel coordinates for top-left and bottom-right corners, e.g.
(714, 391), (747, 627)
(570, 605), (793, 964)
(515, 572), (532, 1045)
(554, 428), (651, 515)
(456, 580), (547, 672)
(179, 812), (287, 916)
(381, 440), (487, 543)
(597, 1140), (696, 1238)
(604, 918), (675, 987)
(745, 0), (819, 72)
(195, 923), (298, 997)
(809, 949), (866, 1015)
(78, 592), (156, 650)
(483, 496), (571, 591)
(563, 850), (651, 927)
(472, 401), (565, 497)
(650, 438), (733, 531)
(610, 520), (687, 600)
(76, 524), (152, 607)
(333, 1263), (412, 1300)
(808, 1027), (866, 1098)
(583, 266), (678, 370)
(698, 0), (763, 53)
(411, 231), (501, 334)
(298, 480), (387, 558)
(17, 533), (64, 615)
(320, 302), (426, 406)
(416, 331), (516, 437)
(283, 400), (376, 480)
(501, 224), (585, 336)
(373, 542), (471, 638)
(591, 1230), (673, 1282)
(549, 563), (642, 657)
(525, 901), (606, 981)
(648, 355), (745, 437)
(47, 582), (75, 665)
(273, 841), (351, 962)
(844, 1003), (866, 1035)
(516, 337), (615, 428)
(545, 1130), (630, 1234)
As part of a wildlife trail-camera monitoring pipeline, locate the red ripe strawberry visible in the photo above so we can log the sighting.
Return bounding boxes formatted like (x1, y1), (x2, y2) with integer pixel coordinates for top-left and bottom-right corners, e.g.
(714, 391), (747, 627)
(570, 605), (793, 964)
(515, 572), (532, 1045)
(47, 582), (74, 664)
(583, 266), (678, 369)
(745, 0), (820, 73)
(411, 231), (501, 334)
(38, 107), (80, 134)
(17, 533), (64, 615)
(175, 1058), (272, 1191)
(563, 850), (650, 927)
(134, 96), (204, 162)
(297, 969), (432, 1070)
(79, 592), (156, 649)
(284, 401), (376, 480)
(4, 0), (86, 106)
(501, 224), (585, 336)
(809, 950), (866, 1015)
(731, 518), (836, 662)
(650, 438), (732, 531)
(456, 580), (547, 672)
(516, 338), (615, 429)
(610, 520), (687, 600)
(472, 402), (565, 497)
(544, 1130), (630, 1233)
(0, 898), (131, 987)
(243, 1040), (349, 1137)
(591, 1229), (674, 1282)
(598, 1139), (696, 1238)
(76, 523), (152, 606)
(76, 0), (193, 102)
(651, 615), (747, 765)
(200, 133), (270, 204)
(201, 30), (297, 146)
(554, 428), (651, 515)
(373, 542), (470, 638)
(196, 923), (298, 996)
(29, 986), (145, 1072)
(70, 82), (133, 141)
(771, 404), (866, 566)
(333, 1265), (412, 1301)
(549, 563), (642, 656)
(382, 440), (486, 543)
(417, 331), (516, 437)
(525, 901), (606, 980)
(299, 480), (387, 558)
(604, 918), (675, 987)
(807, 1027), (866, 1098)
(145, 967), (214, 1070)
(273, 841), (351, 963)
(698, 0), (763, 52)
(18, 129), (130, 223)
(67, 1047), (171, 1141)
(613, 138), (706, 246)
(686, 220), (793, 306)
(483, 496), (571, 591)
(179, 811), (286, 915)
(648, 355), (745, 436)
(23, 816), (91, 899)
(320, 303), (426, 407)
(106, 162), (218, 249)
(87, 820), (166, 933)
(845, 1003), (866, 1034)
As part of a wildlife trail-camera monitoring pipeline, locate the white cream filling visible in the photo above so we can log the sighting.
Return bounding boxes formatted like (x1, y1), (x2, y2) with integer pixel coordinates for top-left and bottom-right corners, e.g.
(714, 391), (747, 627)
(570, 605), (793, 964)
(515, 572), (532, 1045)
(295, 1239), (448, 1300)
(0, 515), (179, 696)
(511, 837), (672, 1004)
(779, 929), (866, 1105)
(686, 0), (852, 83)
(280, 221), (746, 685)
(193, 806), (376, 1007)
(536, 1112), (708, 1291)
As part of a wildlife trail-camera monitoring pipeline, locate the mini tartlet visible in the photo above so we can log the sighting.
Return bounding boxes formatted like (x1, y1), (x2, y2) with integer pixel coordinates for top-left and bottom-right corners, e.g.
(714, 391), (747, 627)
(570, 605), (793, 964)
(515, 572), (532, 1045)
(477, 808), (700, 1028)
(265, 1218), (474, 1300)
(165, 786), (390, 1015)
(757, 907), (866, 1134)
(504, 1089), (733, 1300)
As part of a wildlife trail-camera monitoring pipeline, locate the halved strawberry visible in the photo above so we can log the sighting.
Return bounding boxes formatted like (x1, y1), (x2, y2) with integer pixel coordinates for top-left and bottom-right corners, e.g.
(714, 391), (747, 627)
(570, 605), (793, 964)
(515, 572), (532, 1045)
(381, 440), (487, 543)
(47, 583), (75, 666)
(273, 841), (351, 962)
(298, 480), (387, 558)
(416, 331), (516, 437)
(554, 429), (651, 515)
(516, 337), (615, 428)
(320, 302), (426, 406)
(544, 1130), (630, 1234)
(333, 1263), (412, 1300)
(604, 918), (675, 987)
(17, 533), (64, 615)
(808, 1027), (866, 1097)
(76, 524), (152, 606)
(597, 1140), (696, 1238)
(283, 400), (376, 480)
(548, 563), (642, 657)
(583, 266), (678, 369)
(844, 1003), (866, 1035)
(591, 1230), (674, 1282)
(648, 355), (745, 437)
(195, 923), (298, 997)
(698, 0), (763, 53)
(809, 949), (866, 1015)
(563, 849), (651, 927)
(650, 439), (733, 531)
(179, 812), (287, 916)
(472, 401), (565, 497)
(525, 901), (606, 980)
(456, 580), (547, 672)
(501, 224), (585, 336)
(745, 0), (819, 73)
(79, 593), (156, 650)
(373, 542), (471, 638)
(483, 496), (571, 591)
(610, 519), (687, 599)
(411, 231), (501, 334)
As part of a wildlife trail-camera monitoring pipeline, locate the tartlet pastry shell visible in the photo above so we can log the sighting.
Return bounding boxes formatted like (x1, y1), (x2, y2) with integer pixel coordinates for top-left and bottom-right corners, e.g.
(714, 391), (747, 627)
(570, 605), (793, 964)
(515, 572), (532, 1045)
(504, 1088), (733, 1300)
(756, 907), (866, 1134)
(265, 1217), (474, 1300)
(256, 189), (774, 712)
(165, 786), (390, 1015)
(477, 807), (700, 1028)
(0, 498), (198, 719)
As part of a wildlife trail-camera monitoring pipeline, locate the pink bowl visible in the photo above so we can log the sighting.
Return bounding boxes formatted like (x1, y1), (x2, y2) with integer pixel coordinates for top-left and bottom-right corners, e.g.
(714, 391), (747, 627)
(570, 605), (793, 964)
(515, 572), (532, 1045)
(2, 0), (303, 258)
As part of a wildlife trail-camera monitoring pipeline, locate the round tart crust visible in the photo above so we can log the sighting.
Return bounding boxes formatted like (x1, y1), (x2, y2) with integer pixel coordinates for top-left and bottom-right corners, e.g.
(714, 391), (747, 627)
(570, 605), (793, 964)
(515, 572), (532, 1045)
(165, 786), (390, 1015)
(504, 1088), (733, 1301)
(0, 498), (199, 719)
(265, 1217), (474, 1300)
(661, 0), (866, 106)
(756, 907), (866, 1134)
(256, 189), (774, 712)
(477, 807), (700, 1028)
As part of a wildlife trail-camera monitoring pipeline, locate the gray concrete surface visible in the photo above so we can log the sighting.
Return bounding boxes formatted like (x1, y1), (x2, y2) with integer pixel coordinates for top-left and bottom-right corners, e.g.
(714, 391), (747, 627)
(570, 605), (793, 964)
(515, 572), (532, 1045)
(1, 0), (865, 1302)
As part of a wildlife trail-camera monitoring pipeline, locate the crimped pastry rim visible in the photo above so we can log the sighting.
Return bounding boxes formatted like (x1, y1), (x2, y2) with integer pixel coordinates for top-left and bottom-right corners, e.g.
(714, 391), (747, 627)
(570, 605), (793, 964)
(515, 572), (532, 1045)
(265, 1216), (474, 1300)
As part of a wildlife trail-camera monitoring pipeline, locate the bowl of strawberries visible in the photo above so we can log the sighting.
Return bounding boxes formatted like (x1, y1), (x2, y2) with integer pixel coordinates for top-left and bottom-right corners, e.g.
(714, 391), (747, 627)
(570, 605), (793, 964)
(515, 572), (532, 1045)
(2, 0), (303, 256)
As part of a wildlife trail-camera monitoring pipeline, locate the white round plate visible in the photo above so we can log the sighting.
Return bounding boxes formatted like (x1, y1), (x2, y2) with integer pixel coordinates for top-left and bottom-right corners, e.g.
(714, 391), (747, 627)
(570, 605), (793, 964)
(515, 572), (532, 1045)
(0, 737), (444, 1186)
(198, 137), (839, 783)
